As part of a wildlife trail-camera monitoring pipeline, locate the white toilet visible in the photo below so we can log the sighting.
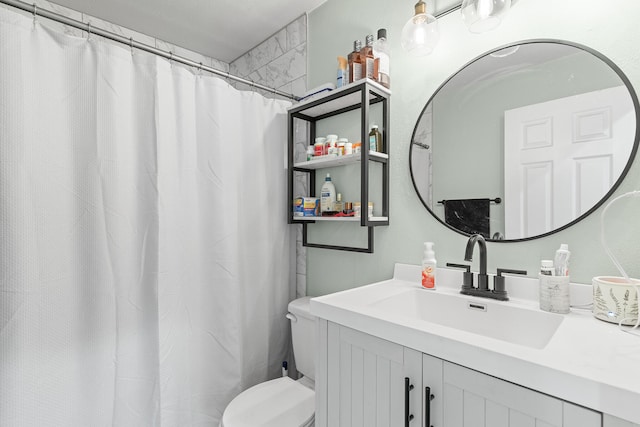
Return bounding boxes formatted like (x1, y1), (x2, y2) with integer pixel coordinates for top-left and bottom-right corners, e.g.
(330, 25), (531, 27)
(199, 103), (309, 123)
(220, 297), (316, 427)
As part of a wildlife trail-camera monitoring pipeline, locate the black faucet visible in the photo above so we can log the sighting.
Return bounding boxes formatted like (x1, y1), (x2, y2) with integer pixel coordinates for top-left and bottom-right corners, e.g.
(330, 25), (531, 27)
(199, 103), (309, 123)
(458, 233), (527, 301)
(464, 234), (489, 292)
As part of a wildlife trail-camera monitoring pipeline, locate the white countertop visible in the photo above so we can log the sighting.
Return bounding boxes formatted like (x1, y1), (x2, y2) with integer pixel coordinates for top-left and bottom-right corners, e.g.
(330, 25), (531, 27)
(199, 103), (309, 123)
(310, 263), (640, 423)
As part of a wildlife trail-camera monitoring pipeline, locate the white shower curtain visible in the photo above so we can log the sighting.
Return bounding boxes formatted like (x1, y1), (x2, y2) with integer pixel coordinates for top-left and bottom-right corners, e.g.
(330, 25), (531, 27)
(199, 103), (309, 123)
(0, 7), (293, 426)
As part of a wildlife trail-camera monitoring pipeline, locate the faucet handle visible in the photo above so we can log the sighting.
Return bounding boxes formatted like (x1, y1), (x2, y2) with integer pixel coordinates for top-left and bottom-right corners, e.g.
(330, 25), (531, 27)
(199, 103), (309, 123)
(493, 268), (528, 300)
(446, 263), (473, 291)
(446, 263), (470, 272)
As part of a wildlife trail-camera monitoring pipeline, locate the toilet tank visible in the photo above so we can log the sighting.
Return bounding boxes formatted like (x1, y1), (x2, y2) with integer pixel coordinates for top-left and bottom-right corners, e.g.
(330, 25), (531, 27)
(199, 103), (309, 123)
(287, 297), (316, 381)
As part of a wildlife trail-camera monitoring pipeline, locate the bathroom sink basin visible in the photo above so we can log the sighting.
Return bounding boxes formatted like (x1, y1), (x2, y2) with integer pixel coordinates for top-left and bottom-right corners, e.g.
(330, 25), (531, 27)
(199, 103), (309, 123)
(368, 289), (563, 349)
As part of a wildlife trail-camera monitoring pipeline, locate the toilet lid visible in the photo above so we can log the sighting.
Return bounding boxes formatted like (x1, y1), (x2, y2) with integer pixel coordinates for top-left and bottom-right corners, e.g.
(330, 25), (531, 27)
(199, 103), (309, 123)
(222, 377), (314, 427)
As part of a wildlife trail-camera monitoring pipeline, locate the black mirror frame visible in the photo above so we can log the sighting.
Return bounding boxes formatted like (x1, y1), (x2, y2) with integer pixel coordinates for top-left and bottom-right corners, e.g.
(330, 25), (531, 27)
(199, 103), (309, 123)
(409, 38), (640, 243)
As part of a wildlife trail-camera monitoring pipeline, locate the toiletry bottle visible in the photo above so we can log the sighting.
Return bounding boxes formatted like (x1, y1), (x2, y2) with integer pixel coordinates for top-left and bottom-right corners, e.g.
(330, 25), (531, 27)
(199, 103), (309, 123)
(326, 134), (338, 156)
(422, 242), (437, 289)
(320, 173), (337, 214)
(373, 28), (390, 88)
(369, 125), (382, 152)
(348, 40), (363, 84)
(540, 260), (554, 276)
(361, 34), (376, 80)
(314, 137), (326, 157)
(334, 193), (344, 212)
(542, 249), (571, 314)
(554, 244), (570, 276)
(337, 56), (347, 88)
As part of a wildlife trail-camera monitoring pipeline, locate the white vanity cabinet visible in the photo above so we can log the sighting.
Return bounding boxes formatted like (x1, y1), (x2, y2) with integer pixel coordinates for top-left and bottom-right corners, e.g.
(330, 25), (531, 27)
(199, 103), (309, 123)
(442, 362), (600, 427)
(317, 321), (601, 427)
(322, 320), (424, 427)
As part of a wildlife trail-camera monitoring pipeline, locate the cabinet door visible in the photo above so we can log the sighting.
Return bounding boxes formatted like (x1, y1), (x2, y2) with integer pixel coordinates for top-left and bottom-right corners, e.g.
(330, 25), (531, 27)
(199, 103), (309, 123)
(423, 353), (444, 427)
(442, 362), (601, 427)
(326, 322), (422, 427)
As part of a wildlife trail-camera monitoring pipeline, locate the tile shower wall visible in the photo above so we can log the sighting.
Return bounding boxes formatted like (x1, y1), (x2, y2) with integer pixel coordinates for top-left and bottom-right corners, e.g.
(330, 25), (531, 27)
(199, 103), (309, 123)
(229, 15), (307, 100)
(2, 0), (310, 295)
(230, 15), (309, 298)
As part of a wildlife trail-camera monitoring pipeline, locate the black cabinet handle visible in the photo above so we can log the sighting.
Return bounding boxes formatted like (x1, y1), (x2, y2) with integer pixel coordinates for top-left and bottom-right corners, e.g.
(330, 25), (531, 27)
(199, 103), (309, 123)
(425, 386), (435, 427)
(405, 377), (414, 426)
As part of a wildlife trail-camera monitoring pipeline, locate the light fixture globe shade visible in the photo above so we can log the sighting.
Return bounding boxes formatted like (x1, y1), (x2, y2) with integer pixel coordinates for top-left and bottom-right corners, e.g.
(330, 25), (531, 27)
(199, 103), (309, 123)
(461, 0), (511, 33)
(401, 12), (440, 56)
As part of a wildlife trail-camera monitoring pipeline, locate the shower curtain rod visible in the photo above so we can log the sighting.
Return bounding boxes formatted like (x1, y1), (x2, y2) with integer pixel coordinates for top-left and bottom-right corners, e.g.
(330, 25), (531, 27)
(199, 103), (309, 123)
(0, 0), (300, 101)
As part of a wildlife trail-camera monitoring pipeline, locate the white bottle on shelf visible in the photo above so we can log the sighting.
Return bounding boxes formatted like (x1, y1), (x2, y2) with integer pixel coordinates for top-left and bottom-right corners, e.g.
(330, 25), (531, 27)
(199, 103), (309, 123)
(320, 173), (336, 213)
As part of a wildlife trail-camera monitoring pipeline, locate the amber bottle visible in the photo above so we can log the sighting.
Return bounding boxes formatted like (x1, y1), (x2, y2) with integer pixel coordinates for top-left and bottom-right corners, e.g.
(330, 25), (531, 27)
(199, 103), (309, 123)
(361, 34), (376, 80)
(347, 40), (363, 84)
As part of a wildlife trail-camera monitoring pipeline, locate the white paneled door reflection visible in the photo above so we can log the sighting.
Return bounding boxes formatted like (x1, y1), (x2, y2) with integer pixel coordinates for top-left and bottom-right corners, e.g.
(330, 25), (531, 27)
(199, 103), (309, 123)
(504, 85), (635, 239)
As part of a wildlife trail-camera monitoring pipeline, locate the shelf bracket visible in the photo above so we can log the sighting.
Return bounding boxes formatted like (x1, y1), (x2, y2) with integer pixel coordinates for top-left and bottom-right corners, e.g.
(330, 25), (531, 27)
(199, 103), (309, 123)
(302, 223), (374, 253)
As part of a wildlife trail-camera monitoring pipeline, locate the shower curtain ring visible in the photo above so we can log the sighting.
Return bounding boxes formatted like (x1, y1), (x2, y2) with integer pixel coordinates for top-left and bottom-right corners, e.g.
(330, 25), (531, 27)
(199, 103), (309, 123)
(129, 37), (134, 55)
(87, 22), (92, 39)
(198, 62), (203, 76)
(169, 51), (173, 66)
(32, 3), (37, 26)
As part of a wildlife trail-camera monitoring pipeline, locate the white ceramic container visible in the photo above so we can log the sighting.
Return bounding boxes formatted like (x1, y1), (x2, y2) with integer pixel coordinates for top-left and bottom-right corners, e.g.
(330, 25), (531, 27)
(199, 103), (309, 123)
(592, 276), (639, 325)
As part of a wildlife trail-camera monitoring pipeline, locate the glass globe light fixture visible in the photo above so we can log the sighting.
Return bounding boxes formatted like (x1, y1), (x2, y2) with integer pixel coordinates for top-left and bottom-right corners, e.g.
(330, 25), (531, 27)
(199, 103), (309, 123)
(461, 0), (511, 33)
(401, 1), (440, 57)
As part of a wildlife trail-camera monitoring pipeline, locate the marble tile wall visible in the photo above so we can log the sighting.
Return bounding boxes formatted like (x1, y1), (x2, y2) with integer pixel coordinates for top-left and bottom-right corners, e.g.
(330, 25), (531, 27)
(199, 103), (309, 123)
(229, 15), (307, 100)
(229, 15), (309, 297)
(230, 15), (309, 297)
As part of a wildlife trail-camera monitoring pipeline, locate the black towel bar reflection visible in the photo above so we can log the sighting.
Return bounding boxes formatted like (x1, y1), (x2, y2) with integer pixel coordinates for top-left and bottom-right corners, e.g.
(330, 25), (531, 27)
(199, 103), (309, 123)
(438, 197), (501, 204)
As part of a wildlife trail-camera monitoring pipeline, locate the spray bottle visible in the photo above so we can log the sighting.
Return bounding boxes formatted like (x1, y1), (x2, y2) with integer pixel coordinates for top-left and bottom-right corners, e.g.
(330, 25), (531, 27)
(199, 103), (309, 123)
(422, 242), (437, 290)
(337, 56), (347, 88)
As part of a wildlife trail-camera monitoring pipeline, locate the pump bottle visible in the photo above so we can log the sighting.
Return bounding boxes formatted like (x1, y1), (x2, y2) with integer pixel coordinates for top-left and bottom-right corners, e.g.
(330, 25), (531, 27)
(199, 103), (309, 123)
(422, 242), (437, 289)
(320, 173), (336, 214)
(337, 56), (347, 88)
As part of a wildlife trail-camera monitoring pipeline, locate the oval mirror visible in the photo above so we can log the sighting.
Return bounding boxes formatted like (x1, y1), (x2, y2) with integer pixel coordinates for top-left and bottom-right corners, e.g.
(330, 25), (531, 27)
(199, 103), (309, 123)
(410, 40), (639, 242)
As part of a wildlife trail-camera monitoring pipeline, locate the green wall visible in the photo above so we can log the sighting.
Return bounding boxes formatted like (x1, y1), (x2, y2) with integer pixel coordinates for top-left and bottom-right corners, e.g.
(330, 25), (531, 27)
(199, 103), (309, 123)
(306, 0), (640, 296)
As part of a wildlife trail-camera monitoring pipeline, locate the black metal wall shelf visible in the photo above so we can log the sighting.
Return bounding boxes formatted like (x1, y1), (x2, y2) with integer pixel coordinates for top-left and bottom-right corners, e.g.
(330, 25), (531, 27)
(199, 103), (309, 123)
(287, 78), (391, 253)
(294, 151), (388, 170)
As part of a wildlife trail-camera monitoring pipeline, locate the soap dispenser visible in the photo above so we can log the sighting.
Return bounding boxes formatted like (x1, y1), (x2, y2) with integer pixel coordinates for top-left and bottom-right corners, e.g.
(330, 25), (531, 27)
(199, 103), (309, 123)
(422, 242), (437, 290)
